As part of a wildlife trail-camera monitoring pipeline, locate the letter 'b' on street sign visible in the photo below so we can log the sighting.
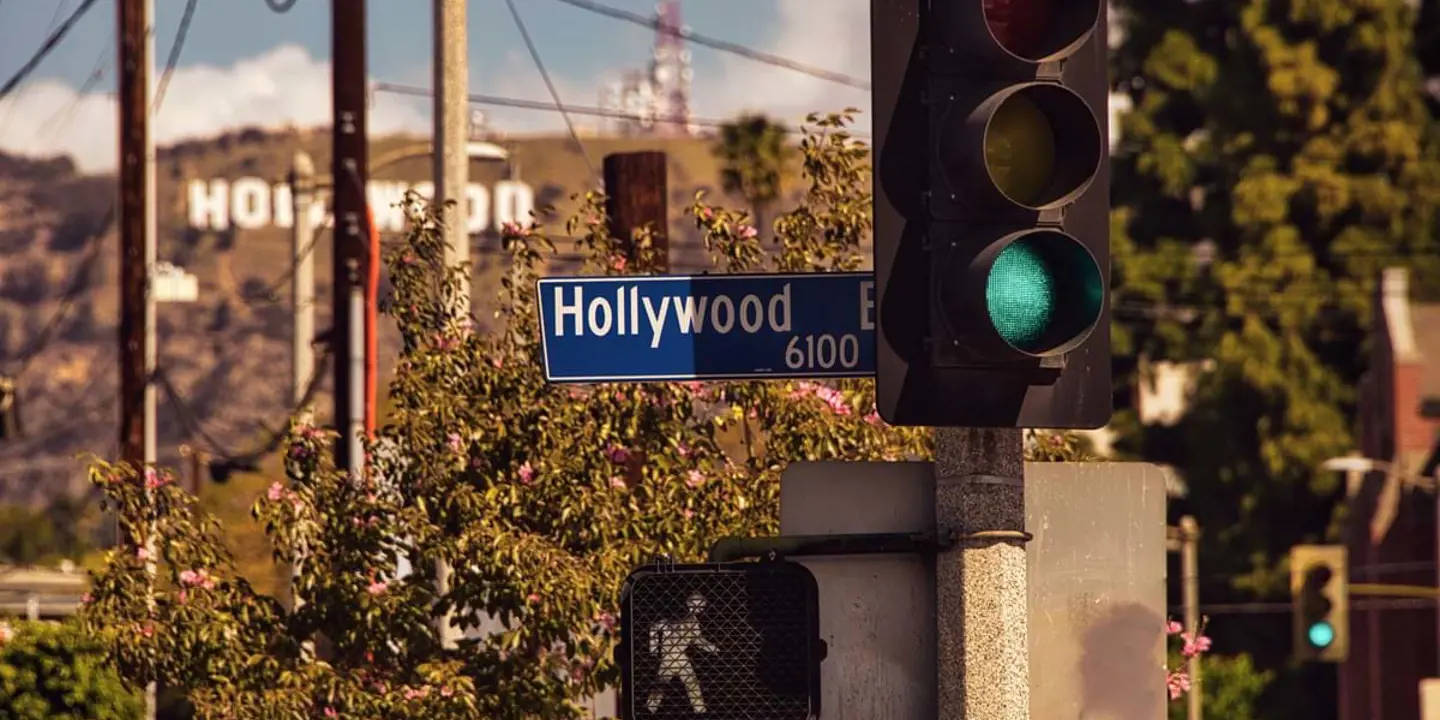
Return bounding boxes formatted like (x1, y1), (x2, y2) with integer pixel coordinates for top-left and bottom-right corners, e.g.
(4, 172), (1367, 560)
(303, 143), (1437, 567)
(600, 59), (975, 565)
(618, 561), (825, 719)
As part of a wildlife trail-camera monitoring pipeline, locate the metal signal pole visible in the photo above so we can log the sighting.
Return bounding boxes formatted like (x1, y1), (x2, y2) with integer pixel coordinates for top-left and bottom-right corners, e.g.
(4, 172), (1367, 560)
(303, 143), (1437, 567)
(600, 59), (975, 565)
(332, 0), (368, 477)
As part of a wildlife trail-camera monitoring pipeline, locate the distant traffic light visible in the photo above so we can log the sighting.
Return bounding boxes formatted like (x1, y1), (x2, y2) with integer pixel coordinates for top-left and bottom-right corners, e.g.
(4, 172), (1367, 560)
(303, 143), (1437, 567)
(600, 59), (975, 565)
(871, 0), (1112, 428)
(1291, 544), (1348, 662)
(617, 560), (825, 720)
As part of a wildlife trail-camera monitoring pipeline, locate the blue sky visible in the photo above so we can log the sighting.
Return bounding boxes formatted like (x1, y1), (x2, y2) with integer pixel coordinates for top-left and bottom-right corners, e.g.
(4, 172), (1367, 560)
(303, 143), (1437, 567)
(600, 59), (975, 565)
(0, 0), (871, 172)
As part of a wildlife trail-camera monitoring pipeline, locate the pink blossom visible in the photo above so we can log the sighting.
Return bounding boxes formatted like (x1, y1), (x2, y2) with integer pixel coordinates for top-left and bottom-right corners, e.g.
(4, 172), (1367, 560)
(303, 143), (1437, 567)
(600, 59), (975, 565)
(612, 255), (628, 272)
(699, 207), (714, 221)
(403, 687), (427, 700)
(367, 580), (388, 596)
(140, 623), (154, 639)
(1166, 620), (1183, 635)
(1166, 670), (1191, 700)
(287, 443), (312, 461)
(567, 388), (587, 399)
(605, 445), (632, 465)
(595, 612), (616, 632)
(179, 569), (216, 590)
(176, 590), (188, 604)
(267, 482), (285, 501)
(686, 470), (705, 489)
(527, 593), (541, 604)
(737, 224), (758, 239)
(1181, 632), (1212, 657)
(677, 442), (692, 458)
(80, 594), (93, 604)
(865, 411), (883, 426)
(492, 356), (504, 369)
(440, 686), (454, 698)
(136, 547), (150, 561)
(324, 708), (338, 718)
(501, 221), (529, 238)
(586, 214), (602, 226)
(682, 508), (695, 520)
(447, 433), (464, 453)
(143, 467), (170, 490)
(0, 622), (13, 644)
(609, 475), (627, 489)
(519, 461), (536, 485)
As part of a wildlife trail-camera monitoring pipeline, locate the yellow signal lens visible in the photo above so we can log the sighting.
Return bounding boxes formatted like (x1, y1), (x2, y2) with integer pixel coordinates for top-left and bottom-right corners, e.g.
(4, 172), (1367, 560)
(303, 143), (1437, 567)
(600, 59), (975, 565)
(984, 94), (1056, 206)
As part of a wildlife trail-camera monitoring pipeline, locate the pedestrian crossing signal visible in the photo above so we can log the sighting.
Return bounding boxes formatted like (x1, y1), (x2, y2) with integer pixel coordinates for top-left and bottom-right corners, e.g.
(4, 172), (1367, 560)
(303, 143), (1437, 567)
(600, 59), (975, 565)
(617, 560), (825, 720)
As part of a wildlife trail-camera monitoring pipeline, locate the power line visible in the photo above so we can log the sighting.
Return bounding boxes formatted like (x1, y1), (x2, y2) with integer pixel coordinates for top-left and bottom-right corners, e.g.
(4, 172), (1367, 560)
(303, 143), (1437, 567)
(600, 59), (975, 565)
(371, 81), (868, 137)
(153, 0), (199, 112)
(503, 0), (599, 181)
(549, 0), (870, 91)
(0, 0), (103, 101)
(157, 347), (331, 464)
(0, 0), (74, 136)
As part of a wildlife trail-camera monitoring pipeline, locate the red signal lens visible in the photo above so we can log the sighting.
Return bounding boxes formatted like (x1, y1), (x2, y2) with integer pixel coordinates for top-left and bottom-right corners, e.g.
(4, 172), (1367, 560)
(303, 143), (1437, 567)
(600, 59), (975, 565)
(984, 0), (1053, 59)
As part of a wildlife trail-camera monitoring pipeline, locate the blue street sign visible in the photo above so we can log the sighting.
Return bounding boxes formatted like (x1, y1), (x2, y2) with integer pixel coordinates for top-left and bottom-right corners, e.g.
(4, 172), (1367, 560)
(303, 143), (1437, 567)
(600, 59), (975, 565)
(536, 272), (876, 383)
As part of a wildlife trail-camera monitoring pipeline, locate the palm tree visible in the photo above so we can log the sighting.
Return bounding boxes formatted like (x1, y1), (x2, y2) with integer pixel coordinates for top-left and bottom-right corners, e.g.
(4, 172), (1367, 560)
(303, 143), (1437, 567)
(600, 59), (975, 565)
(712, 114), (793, 236)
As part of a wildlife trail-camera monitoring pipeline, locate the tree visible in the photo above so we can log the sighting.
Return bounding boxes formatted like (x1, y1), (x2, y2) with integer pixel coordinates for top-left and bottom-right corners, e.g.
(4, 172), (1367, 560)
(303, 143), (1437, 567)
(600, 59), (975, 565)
(712, 114), (793, 237)
(76, 110), (1148, 718)
(0, 498), (97, 567)
(0, 619), (142, 719)
(1110, 0), (1440, 705)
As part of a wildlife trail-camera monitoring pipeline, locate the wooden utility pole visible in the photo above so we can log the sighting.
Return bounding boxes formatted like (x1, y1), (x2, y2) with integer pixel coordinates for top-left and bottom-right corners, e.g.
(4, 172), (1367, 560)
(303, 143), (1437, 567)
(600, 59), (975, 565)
(603, 152), (670, 271)
(331, 0), (369, 476)
(119, 2), (158, 716)
(117, 0), (148, 471)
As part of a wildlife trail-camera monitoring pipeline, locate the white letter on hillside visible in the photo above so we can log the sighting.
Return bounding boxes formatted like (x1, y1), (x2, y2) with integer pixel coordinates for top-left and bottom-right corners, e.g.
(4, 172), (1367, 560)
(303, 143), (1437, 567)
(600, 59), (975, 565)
(188, 179), (229, 230)
(466, 183), (490, 234)
(230, 178), (271, 230)
(368, 181), (407, 232)
(272, 183), (294, 228)
(494, 180), (535, 230)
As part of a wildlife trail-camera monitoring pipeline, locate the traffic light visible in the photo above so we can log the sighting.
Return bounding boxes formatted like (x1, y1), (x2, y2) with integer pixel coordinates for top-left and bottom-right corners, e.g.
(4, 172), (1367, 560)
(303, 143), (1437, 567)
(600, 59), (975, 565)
(871, 0), (1112, 428)
(617, 560), (825, 720)
(1290, 544), (1348, 662)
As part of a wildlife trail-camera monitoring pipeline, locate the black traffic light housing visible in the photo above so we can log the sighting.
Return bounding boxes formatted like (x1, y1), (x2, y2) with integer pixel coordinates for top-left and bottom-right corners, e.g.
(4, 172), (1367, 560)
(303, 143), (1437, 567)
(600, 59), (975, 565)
(1290, 544), (1349, 662)
(871, 0), (1112, 428)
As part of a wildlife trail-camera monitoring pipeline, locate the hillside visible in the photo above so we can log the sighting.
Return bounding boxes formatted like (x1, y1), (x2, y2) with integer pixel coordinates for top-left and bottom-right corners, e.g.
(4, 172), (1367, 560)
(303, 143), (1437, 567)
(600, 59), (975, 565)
(0, 126), (815, 507)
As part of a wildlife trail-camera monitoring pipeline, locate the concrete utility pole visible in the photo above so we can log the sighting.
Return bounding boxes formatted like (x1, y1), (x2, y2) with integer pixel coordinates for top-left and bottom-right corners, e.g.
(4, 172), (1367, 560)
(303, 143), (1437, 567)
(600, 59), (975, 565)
(1180, 516), (1202, 720)
(331, 0), (368, 478)
(430, 0), (469, 651)
(288, 152), (317, 655)
(117, 0), (157, 717)
(934, 428), (1029, 720)
(290, 151), (317, 419)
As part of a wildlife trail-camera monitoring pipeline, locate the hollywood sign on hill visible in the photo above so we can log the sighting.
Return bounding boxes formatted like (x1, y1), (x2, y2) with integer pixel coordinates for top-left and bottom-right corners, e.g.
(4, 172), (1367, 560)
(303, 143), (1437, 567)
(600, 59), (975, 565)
(186, 177), (537, 234)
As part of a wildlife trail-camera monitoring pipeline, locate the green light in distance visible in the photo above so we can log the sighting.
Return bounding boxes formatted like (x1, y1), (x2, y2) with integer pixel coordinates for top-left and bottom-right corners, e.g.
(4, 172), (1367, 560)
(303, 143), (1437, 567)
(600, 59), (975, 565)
(985, 241), (1058, 351)
(1307, 621), (1336, 649)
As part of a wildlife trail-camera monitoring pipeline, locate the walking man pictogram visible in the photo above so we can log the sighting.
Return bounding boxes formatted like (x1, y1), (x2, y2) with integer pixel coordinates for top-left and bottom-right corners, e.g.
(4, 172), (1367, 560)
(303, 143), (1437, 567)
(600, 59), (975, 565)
(647, 592), (718, 714)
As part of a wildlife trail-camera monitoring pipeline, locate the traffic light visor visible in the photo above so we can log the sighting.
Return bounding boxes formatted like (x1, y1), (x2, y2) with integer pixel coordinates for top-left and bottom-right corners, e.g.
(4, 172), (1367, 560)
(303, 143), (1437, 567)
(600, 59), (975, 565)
(978, 0), (1101, 62)
(984, 230), (1103, 356)
(982, 84), (1102, 210)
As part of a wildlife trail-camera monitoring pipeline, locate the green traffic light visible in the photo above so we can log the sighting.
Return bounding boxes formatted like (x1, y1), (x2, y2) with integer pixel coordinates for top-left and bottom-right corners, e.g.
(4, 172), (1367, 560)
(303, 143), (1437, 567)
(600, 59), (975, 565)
(1308, 621), (1336, 648)
(983, 232), (1104, 356)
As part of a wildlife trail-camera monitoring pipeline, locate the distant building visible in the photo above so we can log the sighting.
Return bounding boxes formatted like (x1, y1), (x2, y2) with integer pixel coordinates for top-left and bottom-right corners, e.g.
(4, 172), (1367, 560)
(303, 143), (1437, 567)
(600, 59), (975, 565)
(1341, 267), (1440, 720)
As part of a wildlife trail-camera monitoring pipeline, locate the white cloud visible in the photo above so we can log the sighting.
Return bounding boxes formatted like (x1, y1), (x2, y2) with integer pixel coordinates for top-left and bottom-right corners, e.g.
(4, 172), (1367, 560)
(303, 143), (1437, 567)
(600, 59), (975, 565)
(0, 2), (874, 174)
(0, 45), (429, 174)
(694, 0), (871, 132)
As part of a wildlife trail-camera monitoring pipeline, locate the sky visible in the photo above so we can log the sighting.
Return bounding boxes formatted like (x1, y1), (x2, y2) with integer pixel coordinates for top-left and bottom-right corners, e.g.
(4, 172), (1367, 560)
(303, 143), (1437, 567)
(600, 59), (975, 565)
(0, 0), (872, 174)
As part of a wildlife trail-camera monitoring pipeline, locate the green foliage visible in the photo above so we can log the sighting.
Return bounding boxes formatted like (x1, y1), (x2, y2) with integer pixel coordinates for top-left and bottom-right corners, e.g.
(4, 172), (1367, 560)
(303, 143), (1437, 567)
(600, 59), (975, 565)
(1112, 0), (1440, 592)
(0, 498), (98, 567)
(712, 113), (795, 235)
(0, 619), (142, 719)
(1167, 653), (1271, 720)
(77, 109), (1096, 719)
